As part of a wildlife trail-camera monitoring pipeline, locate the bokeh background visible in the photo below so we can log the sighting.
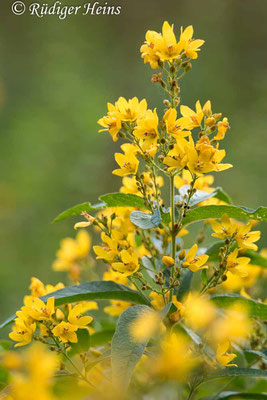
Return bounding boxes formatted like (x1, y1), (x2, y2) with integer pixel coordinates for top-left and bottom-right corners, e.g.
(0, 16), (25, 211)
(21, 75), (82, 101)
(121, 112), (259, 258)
(0, 0), (266, 321)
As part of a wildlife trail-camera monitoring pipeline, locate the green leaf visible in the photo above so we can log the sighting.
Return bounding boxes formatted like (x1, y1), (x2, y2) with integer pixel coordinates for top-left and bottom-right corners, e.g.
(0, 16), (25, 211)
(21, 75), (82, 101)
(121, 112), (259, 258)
(210, 294), (267, 319)
(199, 392), (267, 400)
(175, 269), (193, 300)
(70, 329), (90, 355)
(211, 367), (267, 379)
(0, 281), (150, 329)
(130, 209), (162, 229)
(244, 349), (267, 362)
(53, 202), (104, 223)
(201, 269), (208, 286)
(216, 392), (267, 400)
(99, 192), (147, 209)
(183, 205), (267, 226)
(176, 186), (232, 207)
(111, 305), (152, 390)
(90, 329), (115, 347)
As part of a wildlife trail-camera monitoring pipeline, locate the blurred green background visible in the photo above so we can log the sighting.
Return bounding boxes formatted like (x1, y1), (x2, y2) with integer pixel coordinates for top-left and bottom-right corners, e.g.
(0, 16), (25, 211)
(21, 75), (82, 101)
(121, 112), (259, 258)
(0, 0), (266, 321)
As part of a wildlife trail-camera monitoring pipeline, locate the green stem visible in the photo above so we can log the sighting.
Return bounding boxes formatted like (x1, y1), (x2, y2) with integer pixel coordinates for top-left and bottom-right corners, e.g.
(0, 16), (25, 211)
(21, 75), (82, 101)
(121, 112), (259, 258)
(170, 174), (176, 302)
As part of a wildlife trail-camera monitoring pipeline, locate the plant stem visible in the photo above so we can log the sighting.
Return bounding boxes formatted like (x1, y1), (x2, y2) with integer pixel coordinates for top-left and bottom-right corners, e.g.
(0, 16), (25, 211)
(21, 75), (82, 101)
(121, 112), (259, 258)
(170, 174), (176, 302)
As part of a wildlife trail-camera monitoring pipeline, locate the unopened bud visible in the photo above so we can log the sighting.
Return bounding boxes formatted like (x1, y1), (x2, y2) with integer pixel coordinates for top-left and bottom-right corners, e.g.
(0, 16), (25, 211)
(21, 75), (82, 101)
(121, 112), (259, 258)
(179, 250), (186, 260)
(162, 256), (175, 267)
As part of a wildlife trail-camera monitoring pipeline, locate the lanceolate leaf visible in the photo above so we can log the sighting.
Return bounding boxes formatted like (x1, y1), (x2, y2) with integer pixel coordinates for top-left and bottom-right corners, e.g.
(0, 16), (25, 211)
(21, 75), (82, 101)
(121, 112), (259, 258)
(176, 186), (232, 207)
(130, 209), (162, 229)
(210, 294), (267, 319)
(199, 392), (267, 400)
(99, 192), (148, 209)
(183, 205), (267, 226)
(211, 367), (267, 379)
(0, 281), (150, 329)
(53, 202), (104, 223)
(111, 305), (152, 390)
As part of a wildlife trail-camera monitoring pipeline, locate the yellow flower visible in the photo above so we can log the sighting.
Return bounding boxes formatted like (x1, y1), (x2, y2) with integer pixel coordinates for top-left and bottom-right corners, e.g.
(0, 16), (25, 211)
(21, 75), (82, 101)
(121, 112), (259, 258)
(115, 97), (147, 122)
(182, 244), (209, 272)
(180, 25), (205, 59)
(98, 102), (122, 142)
(52, 230), (91, 272)
(153, 333), (198, 381)
(210, 303), (252, 343)
(235, 222), (261, 251)
(129, 308), (161, 343)
(162, 256), (175, 267)
(155, 21), (184, 62)
(93, 232), (119, 263)
(29, 277), (46, 297)
(24, 297), (55, 321)
(113, 145), (139, 177)
(187, 136), (232, 175)
(222, 264), (262, 291)
(210, 213), (236, 239)
(104, 300), (132, 316)
(103, 267), (129, 285)
(163, 138), (188, 171)
(112, 249), (139, 276)
(214, 117), (230, 140)
(68, 304), (93, 328)
(133, 109), (159, 150)
(175, 169), (214, 191)
(52, 321), (78, 343)
(2, 351), (22, 370)
(45, 282), (65, 294)
(9, 318), (36, 347)
(226, 249), (250, 277)
(163, 108), (190, 138)
(120, 176), (139, 195)
(74, 212), (95, 230)
(216, 341), (237, 367)
(140, 30), (162, 69)
(183, 293), (216, 330)
(149, 292), (166, 311)
(178, 100), (210, 130)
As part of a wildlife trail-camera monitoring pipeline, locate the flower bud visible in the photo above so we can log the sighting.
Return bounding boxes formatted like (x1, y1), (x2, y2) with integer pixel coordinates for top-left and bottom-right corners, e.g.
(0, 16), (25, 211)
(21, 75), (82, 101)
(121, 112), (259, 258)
(162, 256), (175, 267)
(179, 250), (186, 260)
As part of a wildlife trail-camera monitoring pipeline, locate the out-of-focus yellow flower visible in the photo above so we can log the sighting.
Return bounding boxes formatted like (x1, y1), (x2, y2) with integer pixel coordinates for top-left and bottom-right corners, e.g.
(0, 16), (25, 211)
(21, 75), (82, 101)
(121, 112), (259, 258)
(222, 264), (262, 291)
(210, 213), (236, 239)
(163, 108), (190, 139)
(134, 109), (159, 150)
(93, 232), (119, 263)
(183, 293), (216, 330)
(225, 248), (250, 277)
(68, 304), (93, 328)
(163, 138), (188, 171)
(52, 321), (78, 343)
(112, 249), (139, 276)
(24, 297), (55, 322)
(52, 230), (91, 274)
(113, 145), (139, 177)
(182, 244), (209, 272)
(153, 332), (198, 381)
(178, 100), (210, 130)
(210, 303), (252, 343)
(236, 222), (261, 251)
(44, 282), (65, 295)
(9, 318), (36, 348)
(7, 343), (58, 400)
(149, 292), (166, 311)
(29, 277), (46, 297)
(103, 267), (129, 285)
(162, 255), (175, 267)
(104, 300), (132, 316)
(2, 351), (22, 370)
(130, 308), (161, 343)
(216, 341), (237, 367)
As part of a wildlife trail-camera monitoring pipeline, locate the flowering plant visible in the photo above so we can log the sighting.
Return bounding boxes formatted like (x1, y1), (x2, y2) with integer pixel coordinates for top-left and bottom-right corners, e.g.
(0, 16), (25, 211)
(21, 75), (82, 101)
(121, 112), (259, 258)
(1, 21), (267, 400)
